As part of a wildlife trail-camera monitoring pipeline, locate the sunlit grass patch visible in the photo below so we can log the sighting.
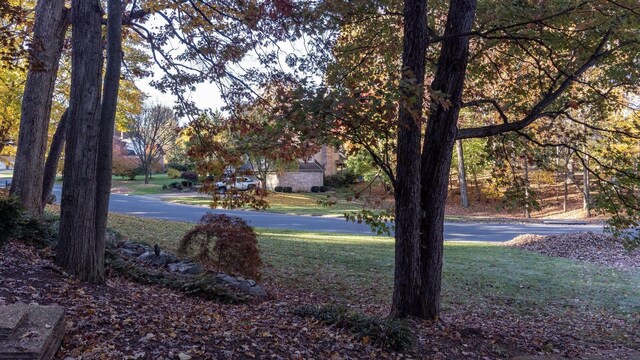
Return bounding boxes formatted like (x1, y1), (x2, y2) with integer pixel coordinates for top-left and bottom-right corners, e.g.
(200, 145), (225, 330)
(102, 213), (640, 318)
(166, 192), (365, 216)
(106, 212), (191, 251)
(111, 173), (179, 195)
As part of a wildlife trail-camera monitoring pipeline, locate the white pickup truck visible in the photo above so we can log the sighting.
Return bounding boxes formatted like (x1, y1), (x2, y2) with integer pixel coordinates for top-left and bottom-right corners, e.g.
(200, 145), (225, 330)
(215, 176), (260, 194)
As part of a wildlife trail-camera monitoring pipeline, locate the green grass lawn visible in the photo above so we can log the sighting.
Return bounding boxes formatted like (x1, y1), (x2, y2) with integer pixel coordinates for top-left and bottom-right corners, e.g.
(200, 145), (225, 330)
(51, 173), (178, 195)
(166, 192), (366, 216)
(109, 174), (368, 216)
(110, 173), (178, 195)
(106, 213), (640, 318)
(154, 190), (546, 222)
(52, 172), (375, 217)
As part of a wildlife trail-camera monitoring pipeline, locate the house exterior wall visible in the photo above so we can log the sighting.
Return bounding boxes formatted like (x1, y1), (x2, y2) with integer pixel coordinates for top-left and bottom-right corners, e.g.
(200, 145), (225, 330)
(266, 172), (323, 192)
(312, 145), (342, 176)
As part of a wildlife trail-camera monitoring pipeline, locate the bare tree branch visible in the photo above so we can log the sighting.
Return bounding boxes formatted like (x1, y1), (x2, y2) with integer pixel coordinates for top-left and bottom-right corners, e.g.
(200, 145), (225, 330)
(457, 28), (615, 139)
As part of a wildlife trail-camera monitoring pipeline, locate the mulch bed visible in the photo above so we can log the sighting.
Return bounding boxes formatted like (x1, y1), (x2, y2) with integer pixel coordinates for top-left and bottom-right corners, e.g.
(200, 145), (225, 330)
(505, 232), (640, 269)
(1, 241), (639, 359)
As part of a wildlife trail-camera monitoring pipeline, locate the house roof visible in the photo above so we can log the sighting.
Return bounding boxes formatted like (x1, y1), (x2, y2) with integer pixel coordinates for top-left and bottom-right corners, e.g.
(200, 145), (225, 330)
(237, 161), (323, 174)
(297, 161), (323, 173)
(238, 163), (253, 172)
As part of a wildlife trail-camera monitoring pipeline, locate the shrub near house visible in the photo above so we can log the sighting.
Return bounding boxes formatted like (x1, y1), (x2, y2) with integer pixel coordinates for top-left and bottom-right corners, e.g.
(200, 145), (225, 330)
(265, 146), (345, 192)
(167, 168), (181, 179)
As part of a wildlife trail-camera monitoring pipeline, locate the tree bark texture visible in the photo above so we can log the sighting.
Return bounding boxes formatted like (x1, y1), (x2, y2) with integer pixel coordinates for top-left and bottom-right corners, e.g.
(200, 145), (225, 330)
(524, 158), (531, 218)
(418, 0), (477, 320)
(10, 0), (68, 215)
(56, 0), (104, 283)
(390, 0), (428, 318)
(456, 139), (469, 208)
(41, 108), (68, 210)
(563, 160), (569, 213)
(473, 171), (480, 201)
(582, 124), (590, 216)
(94, 0), (123, 282)
(563, 151), (572, 213)
(583, 160), (590, 216)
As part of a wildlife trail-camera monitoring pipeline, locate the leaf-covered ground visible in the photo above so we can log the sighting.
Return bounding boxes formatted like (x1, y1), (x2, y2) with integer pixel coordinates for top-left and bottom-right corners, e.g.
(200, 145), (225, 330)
(2, 214), (639, 359)
(2, 242), (403, 359)
(505, 232), (640, 269)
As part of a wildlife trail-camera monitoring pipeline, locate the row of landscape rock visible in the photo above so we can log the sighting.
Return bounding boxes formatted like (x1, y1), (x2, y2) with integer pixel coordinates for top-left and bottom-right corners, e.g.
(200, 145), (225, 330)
(112, 240), (267, 298)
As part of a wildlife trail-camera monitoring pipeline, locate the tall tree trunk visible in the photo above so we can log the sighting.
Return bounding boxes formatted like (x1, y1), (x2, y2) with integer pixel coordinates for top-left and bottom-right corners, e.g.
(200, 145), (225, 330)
(582, 124), (590, 217)
(563, 151), (571, 213)
(524, 158), (530, 218)
(473, 171), (480, 201)
(456, 139), (469, 207)
(56, 0), (104, 282)
(10, 0), (68, 215)
(583, 159), (590, 217)
(94, 0), (123, 282)
(390, 0), (427, 318)
(537, 171), (545, 208)
(555, 150), (560, 205)
(41, 108), (68, 209)
(418, 0), (477, 320)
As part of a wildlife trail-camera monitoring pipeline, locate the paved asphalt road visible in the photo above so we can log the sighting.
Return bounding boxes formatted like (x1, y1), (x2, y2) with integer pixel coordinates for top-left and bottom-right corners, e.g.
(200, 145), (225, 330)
(51, 187), (602, 241)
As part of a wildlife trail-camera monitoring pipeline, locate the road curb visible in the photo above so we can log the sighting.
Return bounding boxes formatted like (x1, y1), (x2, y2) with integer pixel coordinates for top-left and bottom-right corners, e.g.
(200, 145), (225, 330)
(541, 220), (588, 225)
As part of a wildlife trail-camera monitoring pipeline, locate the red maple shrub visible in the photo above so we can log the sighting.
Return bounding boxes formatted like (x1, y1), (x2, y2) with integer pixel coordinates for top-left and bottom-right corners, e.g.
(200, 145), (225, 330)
(178, 214), (262, 280)
(112, 138), (139, 180)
